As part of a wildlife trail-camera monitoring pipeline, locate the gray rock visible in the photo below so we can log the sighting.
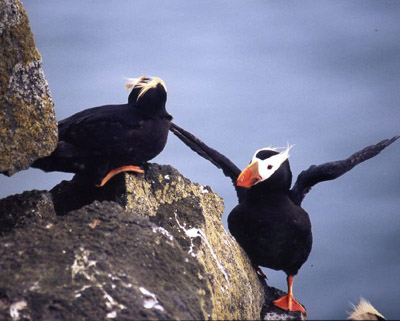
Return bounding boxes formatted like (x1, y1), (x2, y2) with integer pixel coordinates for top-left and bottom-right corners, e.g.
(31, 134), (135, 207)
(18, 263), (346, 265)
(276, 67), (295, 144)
(0, 0), (57, 175)
(0, 164), (306, 320)
(0, 199), (210, 320)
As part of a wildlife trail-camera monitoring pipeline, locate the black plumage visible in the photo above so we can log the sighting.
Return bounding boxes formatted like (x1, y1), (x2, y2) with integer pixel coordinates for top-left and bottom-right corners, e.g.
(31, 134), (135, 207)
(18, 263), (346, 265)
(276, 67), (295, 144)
(228, 151), (312, 277)
(32, 77), (172, 186)
(170, 122), (398, 313)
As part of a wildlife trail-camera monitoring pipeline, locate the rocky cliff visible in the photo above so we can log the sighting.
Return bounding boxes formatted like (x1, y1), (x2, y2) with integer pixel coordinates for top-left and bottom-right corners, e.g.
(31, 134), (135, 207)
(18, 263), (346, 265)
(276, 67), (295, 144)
(0, 0), (57, 175)
(0, 165), (305, 320)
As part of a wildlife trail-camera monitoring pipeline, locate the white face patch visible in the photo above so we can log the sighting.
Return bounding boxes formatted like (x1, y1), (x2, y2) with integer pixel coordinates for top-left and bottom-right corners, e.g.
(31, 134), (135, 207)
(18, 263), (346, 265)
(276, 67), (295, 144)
(252, 144), (294, 183)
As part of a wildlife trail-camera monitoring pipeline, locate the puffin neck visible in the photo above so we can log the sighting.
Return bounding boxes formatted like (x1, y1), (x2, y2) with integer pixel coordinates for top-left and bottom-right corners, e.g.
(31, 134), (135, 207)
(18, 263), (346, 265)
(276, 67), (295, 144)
(247, 180), (289, 199)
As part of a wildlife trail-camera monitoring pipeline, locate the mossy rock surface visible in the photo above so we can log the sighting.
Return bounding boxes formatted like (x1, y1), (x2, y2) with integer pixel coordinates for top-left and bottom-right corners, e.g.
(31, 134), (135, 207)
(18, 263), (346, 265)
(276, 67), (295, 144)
(0, 164), (306, 320)
(45, 163), (268, 319)
(0, 0), (57, 175)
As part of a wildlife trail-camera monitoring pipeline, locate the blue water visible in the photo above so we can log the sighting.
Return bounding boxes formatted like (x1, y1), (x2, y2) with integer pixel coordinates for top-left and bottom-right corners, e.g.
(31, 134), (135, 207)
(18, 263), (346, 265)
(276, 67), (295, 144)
(2, 1), (400, 319)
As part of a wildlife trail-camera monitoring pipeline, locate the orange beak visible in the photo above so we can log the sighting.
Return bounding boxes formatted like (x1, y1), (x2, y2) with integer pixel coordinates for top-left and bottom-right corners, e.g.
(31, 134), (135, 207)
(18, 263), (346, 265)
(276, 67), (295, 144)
(236, 161), (262, 188)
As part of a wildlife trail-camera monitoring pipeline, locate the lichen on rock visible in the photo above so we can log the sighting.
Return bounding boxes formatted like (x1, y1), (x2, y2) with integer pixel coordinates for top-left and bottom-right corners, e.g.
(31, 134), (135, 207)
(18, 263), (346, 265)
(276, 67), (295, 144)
(0, 164), (306, 320)
(0, 0), (57, 175)
(0, 198), (211, 320)
(122, 164), (266, 320)
(46, 164), (267, 320)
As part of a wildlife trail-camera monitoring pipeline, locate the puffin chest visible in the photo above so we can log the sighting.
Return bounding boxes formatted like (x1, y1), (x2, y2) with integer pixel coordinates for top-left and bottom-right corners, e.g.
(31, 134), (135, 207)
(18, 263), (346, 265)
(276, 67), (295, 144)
(241, 194), (310, 241)
(124, 117), (170, 158)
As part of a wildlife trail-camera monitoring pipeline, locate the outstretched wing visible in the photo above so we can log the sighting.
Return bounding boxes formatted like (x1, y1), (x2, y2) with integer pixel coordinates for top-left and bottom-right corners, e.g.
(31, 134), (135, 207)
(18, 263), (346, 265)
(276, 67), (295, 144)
(290, 136), (399, 206)
(170, 122), (247, 202)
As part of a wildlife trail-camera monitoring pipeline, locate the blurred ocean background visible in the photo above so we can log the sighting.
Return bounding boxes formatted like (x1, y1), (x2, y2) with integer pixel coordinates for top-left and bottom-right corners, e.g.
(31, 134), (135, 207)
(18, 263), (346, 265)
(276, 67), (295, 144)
(1, 1), (400, 319)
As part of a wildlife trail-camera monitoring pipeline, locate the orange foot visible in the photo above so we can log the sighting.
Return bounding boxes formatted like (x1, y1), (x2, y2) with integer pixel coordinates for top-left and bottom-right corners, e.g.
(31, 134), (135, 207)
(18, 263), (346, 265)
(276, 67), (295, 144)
(96, 165), (145, 187)
(273, 275), (306, 314)
(273, 293), (306, 314)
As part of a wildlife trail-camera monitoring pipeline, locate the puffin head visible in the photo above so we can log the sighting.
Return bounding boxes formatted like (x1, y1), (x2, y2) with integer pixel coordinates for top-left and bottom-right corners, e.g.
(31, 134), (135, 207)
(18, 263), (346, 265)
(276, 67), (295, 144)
(237, 144), (294, 189)
(347, 298), (386, 321)
(125, 76), (167, 106)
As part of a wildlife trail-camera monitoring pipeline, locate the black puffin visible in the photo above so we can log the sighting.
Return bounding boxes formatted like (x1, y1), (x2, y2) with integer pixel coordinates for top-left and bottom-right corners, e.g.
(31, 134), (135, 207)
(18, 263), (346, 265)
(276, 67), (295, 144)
(32, 76), (171, 186)
(170, 122), (398, 314)
(231, 145), (310, 313)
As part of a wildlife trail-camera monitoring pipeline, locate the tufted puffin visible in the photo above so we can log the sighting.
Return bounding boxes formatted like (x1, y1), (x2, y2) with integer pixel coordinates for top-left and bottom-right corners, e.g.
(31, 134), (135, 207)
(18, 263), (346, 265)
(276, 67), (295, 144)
(170, 122), (398, 314)
(32, 76), (171, 186)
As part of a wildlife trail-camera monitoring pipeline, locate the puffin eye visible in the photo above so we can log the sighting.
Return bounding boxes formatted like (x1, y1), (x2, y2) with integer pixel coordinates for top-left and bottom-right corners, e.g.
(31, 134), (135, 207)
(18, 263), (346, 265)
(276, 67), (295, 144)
(267, 165), (273, 170)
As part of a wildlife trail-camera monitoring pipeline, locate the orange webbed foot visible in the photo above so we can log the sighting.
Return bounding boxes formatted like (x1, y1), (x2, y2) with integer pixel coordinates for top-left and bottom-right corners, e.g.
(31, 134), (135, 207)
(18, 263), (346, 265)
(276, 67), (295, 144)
(273, 293), (306, 314)
(96, 165), (145, 187)
(273, 275), (306, 314)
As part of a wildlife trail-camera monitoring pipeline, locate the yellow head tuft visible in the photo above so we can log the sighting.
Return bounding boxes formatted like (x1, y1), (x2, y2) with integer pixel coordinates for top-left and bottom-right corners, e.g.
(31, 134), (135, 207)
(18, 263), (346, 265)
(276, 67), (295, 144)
(124, 76), (167, 101)
(348, 298), (385, 320)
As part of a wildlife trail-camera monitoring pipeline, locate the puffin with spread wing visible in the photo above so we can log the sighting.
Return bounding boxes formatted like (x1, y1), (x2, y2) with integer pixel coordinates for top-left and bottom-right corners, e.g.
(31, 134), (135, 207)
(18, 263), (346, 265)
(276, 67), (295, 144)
(32, 76), (171, 186)
(170, 122), (398, 314)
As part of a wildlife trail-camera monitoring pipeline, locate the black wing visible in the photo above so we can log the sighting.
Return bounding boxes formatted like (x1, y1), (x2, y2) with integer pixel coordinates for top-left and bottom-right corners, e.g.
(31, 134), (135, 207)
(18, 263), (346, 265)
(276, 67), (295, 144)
(290, 136), (399, 206)
(58, 104), (144, 153)
(170, 122), (247, 202)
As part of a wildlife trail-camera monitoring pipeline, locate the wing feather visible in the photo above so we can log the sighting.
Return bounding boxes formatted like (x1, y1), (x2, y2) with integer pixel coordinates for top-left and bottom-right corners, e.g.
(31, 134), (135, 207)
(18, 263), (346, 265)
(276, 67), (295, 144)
(58, 104), (143, 153)
(290, 136), (399, 206)
(170, 122), (247, 202)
